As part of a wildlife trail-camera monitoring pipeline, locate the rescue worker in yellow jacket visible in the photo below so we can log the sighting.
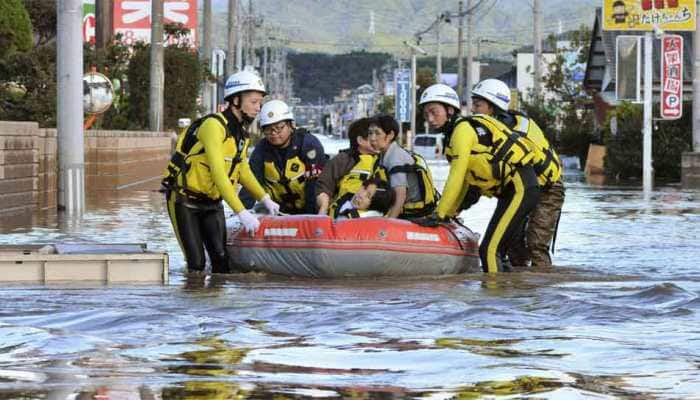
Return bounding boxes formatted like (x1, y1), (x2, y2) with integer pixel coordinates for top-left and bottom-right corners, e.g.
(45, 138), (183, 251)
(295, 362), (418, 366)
(315, 118), (386, 217)
(162, 70), (280, 274)
(471, 78), (565, 268)
(241, 100), (326, 214)
(418, 83), (541, 273)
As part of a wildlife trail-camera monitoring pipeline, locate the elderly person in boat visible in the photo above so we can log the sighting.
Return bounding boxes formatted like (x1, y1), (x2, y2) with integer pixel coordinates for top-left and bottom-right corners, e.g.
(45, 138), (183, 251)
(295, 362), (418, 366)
(335, 178), (395, 219)
(315, 118), (387, 218)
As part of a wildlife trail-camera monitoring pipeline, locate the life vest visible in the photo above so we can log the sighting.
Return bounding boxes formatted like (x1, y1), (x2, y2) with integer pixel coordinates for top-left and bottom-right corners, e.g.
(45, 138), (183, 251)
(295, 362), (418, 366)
(259, 132), (312, 214)
(446, 115), (535, 196)
(162, 113), (248, 202)
(509, 112), (562, 189)
(385, 151), (439, 218)
(329, 153), (386, 218)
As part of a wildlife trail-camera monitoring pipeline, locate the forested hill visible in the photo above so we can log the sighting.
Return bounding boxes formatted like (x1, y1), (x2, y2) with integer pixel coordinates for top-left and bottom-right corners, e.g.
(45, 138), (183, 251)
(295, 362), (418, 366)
(288, 51), (391, 103)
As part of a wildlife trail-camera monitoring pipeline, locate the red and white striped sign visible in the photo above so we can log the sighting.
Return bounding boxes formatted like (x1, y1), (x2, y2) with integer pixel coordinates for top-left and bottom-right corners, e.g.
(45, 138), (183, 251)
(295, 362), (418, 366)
(113, 0), (197, 47)
(660, 34), (683, 120)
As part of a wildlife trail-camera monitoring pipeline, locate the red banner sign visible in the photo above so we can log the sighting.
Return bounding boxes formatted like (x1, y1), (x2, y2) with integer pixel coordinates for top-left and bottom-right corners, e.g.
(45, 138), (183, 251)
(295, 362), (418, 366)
(660, 34), (683, 120)
(113, 0), (197, 47)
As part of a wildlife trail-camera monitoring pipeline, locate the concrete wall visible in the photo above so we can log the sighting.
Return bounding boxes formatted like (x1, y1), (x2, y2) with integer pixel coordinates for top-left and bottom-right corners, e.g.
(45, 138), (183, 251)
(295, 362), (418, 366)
(0, 122), (40, 217)
(681, 152), (700, 190)
(0, 121), (172, 217)
(85, 130), (172, 190)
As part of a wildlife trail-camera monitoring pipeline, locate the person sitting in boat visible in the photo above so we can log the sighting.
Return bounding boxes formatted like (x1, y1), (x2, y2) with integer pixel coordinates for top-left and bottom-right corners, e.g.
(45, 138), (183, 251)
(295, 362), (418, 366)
(336, 178), (395, 219)
(368, 114), (439, 219)
(240, 100), (326, 214)
(316, 118), (388, 218)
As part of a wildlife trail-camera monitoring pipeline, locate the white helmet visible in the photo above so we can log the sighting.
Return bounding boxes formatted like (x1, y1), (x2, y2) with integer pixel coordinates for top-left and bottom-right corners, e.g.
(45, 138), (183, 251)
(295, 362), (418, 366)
(223, 70), (266, 100)
(419, 84), (461, 110)
(472, 79), (511, 111)
(259, 100), (294, 127)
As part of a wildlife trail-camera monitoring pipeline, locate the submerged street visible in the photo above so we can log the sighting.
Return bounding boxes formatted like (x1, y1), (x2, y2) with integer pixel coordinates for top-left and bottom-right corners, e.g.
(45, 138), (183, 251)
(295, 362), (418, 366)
(1, 157), (699, 398)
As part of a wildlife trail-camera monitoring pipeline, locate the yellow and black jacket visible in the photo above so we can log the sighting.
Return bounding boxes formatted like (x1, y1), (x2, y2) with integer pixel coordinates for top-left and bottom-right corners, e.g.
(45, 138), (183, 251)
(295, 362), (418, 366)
(327, 151), (387, 218)
(503, 111), (562, 189)
(437, 114), (535, 218)
(162, 109), (266, 213)
(247, 130), (326, 214)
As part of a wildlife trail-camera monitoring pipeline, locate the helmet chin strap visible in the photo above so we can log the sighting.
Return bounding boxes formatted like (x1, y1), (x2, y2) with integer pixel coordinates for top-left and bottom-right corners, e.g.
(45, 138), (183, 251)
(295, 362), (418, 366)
(439, 108), (462, 146)
(438, 106), (461, 134)
(240, 112), (255, 125)
(231, 97), (256, 125)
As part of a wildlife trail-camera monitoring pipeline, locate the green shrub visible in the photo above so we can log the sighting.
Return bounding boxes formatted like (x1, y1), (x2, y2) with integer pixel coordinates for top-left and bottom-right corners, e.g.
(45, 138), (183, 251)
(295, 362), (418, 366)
(603, 101), (692, 181)
(0, 43), (56, 126)
(127, 41), (204, 130)
(0, 0), (32, 58)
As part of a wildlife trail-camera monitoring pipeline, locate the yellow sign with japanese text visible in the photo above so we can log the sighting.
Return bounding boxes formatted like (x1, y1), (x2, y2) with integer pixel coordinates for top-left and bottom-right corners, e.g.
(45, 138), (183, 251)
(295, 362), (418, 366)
(602, 0), (696, 31)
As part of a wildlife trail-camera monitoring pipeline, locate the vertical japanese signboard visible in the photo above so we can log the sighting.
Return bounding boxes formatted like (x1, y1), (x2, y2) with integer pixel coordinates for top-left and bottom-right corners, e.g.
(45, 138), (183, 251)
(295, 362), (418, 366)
(660, 34), (683, 119)
(113, 0), (197, 46)
(394, 69), (411, 123)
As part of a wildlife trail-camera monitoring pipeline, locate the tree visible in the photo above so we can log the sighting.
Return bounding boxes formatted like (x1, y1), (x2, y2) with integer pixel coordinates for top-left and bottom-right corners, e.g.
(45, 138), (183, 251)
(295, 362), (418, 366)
(84, 34), (133, 129)
(127, 24), (204, 129)
(0, 0), (53, 125)
(0, 0), (32, 58)
(414, 67), (436, 133)
(22, 0), (55, 47)
(523, 26), (597, 168)
(604, 101), (692, 181)
(288, 51), (391, 102)
(376, 95), (394, 115)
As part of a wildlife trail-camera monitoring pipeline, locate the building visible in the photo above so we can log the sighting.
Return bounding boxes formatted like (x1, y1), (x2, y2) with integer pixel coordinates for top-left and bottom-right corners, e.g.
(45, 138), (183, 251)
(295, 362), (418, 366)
(583, 7), (693, 126)
(514, 41), (558, 102)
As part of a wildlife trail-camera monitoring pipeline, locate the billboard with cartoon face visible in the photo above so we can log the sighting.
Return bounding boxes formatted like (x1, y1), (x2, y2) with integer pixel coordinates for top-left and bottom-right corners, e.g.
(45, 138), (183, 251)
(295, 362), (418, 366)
(603, 0), (696, 31)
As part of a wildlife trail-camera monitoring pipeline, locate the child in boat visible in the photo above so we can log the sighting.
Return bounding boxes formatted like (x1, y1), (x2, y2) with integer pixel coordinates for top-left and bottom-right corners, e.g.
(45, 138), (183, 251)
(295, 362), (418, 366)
(336, 178), (395, 219)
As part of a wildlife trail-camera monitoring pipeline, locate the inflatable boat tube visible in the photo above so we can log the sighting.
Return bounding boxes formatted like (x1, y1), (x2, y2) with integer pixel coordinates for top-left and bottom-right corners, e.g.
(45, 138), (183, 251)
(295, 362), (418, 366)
(227, 215), (480, 278)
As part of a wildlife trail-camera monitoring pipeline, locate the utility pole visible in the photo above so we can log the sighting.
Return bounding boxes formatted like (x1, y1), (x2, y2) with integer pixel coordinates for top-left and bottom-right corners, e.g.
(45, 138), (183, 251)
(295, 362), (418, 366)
(436, 16), (442, 82)
(95, 0), (113, 50)
(465, 0), (474, 111)
(149, 0), (164, 132)
(532, 0), (542, 100)
(457, 1), (464, 98)
(693, 0), (700, 153)
(247, 0), (254, 68)
(263, 36), (269, 83)
(643, 32), (653, 198)
(57, 0), (85, 214)
(227, 0), (237, 76)
(202, 0), (213, 113)
(236, 16), (243, 71)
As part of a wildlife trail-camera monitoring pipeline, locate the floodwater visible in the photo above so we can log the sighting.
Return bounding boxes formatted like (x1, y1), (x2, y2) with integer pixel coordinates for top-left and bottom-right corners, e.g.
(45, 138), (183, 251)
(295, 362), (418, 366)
(1, 163), (699, 399)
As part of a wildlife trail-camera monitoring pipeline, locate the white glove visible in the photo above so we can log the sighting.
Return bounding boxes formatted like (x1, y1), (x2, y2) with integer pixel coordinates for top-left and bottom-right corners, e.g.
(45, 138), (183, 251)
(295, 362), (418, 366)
(261, 195), (280, 216)
(237, 209), (260, 234)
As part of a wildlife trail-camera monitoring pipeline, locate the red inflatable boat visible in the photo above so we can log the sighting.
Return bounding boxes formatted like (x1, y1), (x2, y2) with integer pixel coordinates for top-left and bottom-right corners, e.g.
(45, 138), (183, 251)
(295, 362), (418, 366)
(227, 215), (480, 278)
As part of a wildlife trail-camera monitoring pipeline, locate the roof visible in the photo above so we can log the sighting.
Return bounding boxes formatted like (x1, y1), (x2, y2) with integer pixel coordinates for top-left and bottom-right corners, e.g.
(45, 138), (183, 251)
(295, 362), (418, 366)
(584, 8), (693, 96)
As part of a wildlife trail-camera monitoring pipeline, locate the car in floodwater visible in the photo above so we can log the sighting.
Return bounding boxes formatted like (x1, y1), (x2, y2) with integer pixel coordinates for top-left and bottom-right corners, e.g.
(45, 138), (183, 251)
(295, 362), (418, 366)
(412, 133), (443, 160)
